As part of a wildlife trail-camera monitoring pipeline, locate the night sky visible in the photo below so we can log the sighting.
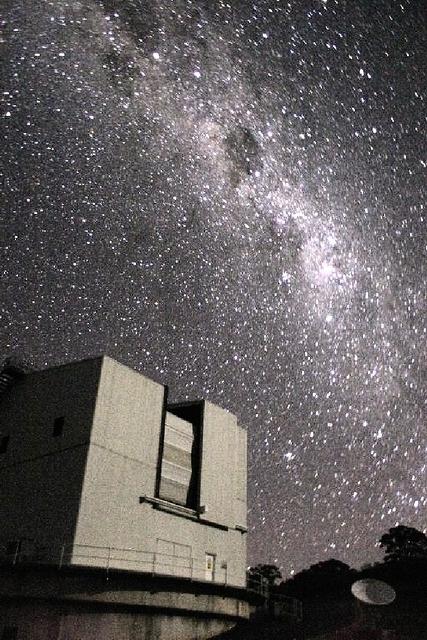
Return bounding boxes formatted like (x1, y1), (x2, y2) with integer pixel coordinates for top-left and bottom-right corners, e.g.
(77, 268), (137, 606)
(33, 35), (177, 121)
(1, 0), (426, 576)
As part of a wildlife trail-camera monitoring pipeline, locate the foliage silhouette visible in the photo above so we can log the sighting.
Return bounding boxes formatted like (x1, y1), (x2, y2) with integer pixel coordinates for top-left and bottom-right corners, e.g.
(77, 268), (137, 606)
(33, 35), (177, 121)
(247, 564), (282, 589)
(278, 558), (356, 599)
(379, 525), (427, 561)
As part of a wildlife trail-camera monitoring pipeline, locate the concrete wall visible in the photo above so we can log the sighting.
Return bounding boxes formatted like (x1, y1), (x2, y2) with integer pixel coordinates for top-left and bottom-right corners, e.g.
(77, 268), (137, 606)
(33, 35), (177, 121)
(0, 600), (236, 640)
(74, 358), (247, 586)
(199, 402), (247, 532)
(234, 426), (247, 530)
(0, 565), (251, 640)
(0, 358), (102, 551)
(0, 355), (247, 587)
(73, 356), (165, 560)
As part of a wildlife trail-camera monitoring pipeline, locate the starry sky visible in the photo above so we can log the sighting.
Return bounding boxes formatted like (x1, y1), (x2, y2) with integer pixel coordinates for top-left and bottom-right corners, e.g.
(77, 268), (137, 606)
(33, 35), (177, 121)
(1, 0), (426, 576)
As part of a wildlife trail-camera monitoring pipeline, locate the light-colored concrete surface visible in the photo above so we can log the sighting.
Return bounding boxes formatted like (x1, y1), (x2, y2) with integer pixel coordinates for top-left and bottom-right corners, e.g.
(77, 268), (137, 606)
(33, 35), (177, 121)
(0, 355), (247, 587)
(0, 599), (237, 640)
(0, 357), (102, 547)
(0, 566), (251, 617)
(0, 565), (252, 640)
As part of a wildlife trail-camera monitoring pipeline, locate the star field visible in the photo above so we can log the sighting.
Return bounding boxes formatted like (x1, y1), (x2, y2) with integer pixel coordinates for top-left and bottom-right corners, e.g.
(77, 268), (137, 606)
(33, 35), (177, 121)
(1, 0), (426, 575)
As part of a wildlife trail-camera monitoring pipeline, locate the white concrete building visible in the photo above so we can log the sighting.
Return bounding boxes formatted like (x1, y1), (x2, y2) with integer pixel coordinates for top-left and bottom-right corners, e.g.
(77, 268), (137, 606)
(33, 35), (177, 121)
(0, 356), (247, 587)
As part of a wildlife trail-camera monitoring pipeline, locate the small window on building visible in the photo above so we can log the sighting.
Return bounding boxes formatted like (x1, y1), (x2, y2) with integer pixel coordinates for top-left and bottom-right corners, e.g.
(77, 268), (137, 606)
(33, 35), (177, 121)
(52, 416), (65, 437)
(2, 627), (18, 640)
(0, 435), (10, 454)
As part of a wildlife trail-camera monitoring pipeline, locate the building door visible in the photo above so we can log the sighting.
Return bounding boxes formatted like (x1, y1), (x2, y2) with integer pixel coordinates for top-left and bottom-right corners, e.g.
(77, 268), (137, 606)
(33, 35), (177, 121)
(205, 553), (215, 581)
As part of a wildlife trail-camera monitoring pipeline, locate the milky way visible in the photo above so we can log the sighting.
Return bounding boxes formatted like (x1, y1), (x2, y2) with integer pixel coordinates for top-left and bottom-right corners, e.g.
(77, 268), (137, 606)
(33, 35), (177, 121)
(1, 0), (426, 575)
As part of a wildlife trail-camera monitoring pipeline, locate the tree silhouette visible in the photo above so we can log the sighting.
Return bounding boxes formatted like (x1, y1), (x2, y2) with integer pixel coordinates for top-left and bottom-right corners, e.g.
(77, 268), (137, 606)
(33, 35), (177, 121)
(247, 563), (282, 590)
(379, 525), (427, 561)
(279, 558), (356, 598)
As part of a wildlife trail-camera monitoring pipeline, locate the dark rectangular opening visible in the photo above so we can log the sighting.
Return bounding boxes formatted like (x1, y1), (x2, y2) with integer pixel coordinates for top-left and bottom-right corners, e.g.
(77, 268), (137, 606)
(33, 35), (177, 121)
(52, 416), (65, 437)
(167, 401), (204, 427)
(156, 401), (204, 510)
(2, 627), (18, 640)
(0, 435), (10, 454)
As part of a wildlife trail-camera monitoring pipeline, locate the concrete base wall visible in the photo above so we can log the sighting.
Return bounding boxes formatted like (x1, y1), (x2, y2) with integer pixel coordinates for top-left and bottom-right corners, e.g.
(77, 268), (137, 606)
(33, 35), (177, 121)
(0, 565), (256, 640)
(0, 600), (235, 640)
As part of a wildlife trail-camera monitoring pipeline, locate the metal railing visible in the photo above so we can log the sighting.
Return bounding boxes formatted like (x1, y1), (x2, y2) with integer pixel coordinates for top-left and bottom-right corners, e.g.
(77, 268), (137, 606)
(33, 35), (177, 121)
(0, 539), (244, 587)
(247, 572), (303, 621)
(0, 541), (301, 617)
(271, 594), (303, 620)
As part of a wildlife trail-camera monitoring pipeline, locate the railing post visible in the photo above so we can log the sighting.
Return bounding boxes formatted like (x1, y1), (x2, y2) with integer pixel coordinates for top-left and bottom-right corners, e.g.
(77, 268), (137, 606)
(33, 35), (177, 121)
(106, 546), (111, 580)
(152, 552), (156, 575)
(59, 544), (65, 568)
(12, 541), (20, 565)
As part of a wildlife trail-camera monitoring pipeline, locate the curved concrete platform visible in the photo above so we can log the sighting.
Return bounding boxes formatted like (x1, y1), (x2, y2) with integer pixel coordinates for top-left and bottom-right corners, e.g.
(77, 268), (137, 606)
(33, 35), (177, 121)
(0, 564), (261, 640)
